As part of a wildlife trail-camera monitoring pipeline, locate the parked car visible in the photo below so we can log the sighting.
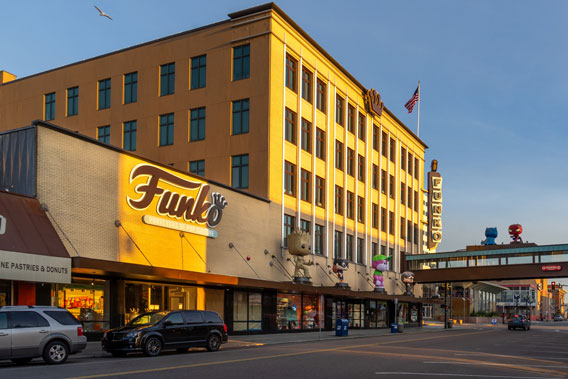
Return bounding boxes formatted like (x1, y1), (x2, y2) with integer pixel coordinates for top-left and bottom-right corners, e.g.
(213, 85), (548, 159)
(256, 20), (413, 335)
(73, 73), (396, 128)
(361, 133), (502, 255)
(101, 310), (228, 357)
(0, 305), (87, 365)
(553, 315), (563, 322)
(507, 314), (531, 330)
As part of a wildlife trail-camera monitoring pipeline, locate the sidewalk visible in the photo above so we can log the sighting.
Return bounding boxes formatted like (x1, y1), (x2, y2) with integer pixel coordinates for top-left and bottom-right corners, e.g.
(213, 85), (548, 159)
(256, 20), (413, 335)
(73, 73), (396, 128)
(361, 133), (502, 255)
(73, 322), (446, 360)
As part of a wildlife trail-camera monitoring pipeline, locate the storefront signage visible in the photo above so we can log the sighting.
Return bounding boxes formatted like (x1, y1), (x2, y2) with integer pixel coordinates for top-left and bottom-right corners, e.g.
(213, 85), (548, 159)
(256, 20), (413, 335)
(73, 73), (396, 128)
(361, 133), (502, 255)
(364, 88), (384, 117)
(542, 265), (562, 272)
(427, 160), (442, 250)
(127, 164), (227, 236)
(0, 249), (71, 284)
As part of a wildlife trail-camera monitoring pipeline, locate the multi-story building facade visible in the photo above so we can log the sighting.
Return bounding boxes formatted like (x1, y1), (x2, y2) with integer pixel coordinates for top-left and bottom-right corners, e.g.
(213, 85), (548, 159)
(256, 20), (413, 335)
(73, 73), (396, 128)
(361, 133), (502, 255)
(0, 4), (429, 334)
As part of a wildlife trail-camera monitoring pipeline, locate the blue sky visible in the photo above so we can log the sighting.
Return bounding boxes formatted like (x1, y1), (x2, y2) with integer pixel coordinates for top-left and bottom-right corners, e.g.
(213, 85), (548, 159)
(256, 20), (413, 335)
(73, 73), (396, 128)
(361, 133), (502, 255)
(2, 1), (568, 258)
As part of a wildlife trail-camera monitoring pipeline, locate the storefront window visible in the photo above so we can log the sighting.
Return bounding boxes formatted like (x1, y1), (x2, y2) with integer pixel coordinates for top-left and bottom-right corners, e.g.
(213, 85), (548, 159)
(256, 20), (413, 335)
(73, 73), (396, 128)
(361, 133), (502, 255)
(348, 302), (364, 328)
(125, 282), (164, 323)
(0, 280), (10, 306)
(54, 279), (107, 332)
(233, 291), (262, 331)
(302, 295), (320, 329)
(277, 293), (302, 330)
(165, 285), (197, 311)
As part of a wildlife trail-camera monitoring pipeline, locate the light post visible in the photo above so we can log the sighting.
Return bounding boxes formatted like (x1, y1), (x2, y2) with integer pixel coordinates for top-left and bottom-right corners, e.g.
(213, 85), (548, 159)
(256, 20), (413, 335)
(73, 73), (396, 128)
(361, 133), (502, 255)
(514, 293), (520, 314)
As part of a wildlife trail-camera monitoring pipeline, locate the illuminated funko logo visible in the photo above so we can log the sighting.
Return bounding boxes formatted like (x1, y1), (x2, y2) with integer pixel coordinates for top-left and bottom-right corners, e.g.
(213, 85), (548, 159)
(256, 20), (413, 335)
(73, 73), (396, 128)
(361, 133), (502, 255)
(127, 164), (227, 230)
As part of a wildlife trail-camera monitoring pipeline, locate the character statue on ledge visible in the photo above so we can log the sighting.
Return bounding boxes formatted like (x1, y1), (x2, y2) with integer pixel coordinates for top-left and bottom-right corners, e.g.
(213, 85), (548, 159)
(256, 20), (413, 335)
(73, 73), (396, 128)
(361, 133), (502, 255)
(401, 271), (415, 296)
(371, 254), (391, 292)
(332, 258), (349, 288)
(481, 227), (498, 245)
(508, 224), (523, 243)
(287, 229), (313, 284)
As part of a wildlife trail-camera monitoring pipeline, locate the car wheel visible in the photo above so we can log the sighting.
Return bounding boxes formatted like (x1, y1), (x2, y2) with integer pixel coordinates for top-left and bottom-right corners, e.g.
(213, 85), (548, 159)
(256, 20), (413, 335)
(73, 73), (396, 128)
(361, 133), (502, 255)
(11, 357), (33, 365)
(43, 340), (69, 364)
(111, 351), (127, 357)
(176, 347), (189, 353)
(144, 337), (162, 357)
(206, 334), (221, 352)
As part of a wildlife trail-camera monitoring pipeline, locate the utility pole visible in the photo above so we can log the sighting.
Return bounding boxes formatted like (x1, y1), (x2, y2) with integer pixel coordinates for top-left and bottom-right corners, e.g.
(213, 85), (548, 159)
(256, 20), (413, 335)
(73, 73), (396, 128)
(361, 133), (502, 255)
(444, 282), (448, 328)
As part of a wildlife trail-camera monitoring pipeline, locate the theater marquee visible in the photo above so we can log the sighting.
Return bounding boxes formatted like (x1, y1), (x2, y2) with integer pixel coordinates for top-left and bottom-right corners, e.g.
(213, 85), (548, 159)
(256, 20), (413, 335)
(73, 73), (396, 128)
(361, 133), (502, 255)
(127, 164), (228, 238)
(427, 160), (442, 250)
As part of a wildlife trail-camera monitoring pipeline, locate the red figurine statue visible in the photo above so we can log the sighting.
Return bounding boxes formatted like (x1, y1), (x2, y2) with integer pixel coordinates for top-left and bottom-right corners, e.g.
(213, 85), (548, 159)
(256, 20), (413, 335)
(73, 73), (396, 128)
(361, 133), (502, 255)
(508, 224), (523, 243)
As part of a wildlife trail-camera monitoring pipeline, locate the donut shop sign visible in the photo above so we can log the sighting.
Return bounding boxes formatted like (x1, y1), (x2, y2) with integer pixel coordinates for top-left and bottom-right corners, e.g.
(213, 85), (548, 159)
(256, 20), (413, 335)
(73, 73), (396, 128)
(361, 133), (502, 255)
(127, 164), (227, 237)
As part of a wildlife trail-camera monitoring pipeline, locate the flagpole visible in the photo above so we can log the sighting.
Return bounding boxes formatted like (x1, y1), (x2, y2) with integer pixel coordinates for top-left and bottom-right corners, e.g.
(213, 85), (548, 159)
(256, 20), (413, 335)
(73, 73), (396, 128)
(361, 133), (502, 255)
(416, 81), (421, 137)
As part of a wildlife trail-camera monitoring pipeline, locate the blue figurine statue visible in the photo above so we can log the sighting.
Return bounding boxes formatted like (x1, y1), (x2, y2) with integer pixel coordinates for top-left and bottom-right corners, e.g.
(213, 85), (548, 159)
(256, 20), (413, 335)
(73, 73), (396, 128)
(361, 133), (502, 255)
(481, 227), (498, 245)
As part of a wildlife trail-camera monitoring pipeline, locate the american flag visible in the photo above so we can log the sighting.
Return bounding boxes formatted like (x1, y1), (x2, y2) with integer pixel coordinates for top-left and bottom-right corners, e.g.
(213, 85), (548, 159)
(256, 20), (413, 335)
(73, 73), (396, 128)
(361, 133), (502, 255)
(404, 86), (419, 113)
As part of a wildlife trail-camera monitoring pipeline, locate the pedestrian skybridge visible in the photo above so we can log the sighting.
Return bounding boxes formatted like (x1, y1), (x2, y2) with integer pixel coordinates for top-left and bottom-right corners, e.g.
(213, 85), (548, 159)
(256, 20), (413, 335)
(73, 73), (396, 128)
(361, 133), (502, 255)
(405, 243), (568, 283)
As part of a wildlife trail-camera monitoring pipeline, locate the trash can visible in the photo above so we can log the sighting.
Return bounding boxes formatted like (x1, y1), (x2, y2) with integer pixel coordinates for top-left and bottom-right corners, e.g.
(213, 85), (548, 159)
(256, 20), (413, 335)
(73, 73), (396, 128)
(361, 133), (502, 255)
(390, 323), (398, 333)
(446, 320), (453, 329)
(335, 318), (349, 336)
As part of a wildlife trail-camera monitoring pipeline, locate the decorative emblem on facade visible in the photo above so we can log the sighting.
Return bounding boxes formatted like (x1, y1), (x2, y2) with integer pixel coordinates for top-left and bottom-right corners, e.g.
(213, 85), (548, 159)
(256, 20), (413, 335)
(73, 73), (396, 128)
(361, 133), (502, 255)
(363, 88), (384, 117)
(286, 229), (313, 283)
(127, 164), (227, 235)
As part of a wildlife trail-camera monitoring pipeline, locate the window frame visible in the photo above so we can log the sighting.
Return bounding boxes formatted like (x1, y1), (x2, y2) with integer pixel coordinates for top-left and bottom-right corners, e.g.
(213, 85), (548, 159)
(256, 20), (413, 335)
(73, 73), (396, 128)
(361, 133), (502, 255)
(347, 148), (355, 176)
(301, 118), (311, 152)
(123, 120), (137, 151)
(231, 154), (249, 189)
(67, 86), (79, 116)
(284, 161), (296, 196)
(190, 107), (206, 141)
(335, 186), (343, 215)
(315, 176), (325, 208)
(335, 95), (344, 125)
(44, 92), (56, 121)
(191, 55), (207, 90)
(316, 79), (326, 113)
(97, 125), (110, 144)
(160, 62), (175, 96)
(232, 99), (250, 135)
(124, 72), (138, 104)
(233, 44), (250, 81)
(189, 159), (205, 176)
(98, 78), (111, 110)
(335, 141), (343, 170)
(300, 169), (311, 202)
(315, 128), (325, 160)
(301, 67), (312, 102)
(285, 108), (296, 144)
(285, 55), (297, 92)
(159, 113), (175, 146)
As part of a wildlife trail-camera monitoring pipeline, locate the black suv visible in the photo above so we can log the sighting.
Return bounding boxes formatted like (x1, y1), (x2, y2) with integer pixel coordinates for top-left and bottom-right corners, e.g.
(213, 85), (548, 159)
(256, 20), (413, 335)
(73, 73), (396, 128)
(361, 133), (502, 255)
(101, 310), (228, 357)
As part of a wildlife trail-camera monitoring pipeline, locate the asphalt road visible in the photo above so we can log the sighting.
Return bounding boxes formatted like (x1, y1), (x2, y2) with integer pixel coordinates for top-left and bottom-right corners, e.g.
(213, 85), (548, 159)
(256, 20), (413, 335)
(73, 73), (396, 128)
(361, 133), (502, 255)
(1, 324), (567, 379)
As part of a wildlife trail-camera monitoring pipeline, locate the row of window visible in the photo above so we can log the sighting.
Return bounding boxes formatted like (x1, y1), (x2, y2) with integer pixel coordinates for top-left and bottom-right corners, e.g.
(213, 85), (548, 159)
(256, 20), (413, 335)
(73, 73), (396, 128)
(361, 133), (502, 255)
(44, 44), (250, 121)
(283, 214), (418, 263)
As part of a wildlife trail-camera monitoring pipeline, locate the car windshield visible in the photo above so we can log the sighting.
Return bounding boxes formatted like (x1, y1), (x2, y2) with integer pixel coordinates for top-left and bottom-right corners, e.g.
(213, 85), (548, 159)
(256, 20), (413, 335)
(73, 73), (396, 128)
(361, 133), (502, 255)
(128, 312), (168, 326)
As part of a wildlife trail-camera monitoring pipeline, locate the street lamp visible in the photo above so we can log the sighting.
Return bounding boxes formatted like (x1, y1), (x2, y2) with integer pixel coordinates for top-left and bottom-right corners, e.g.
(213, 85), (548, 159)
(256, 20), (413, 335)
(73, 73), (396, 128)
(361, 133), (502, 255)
(514, 293), (520, 314)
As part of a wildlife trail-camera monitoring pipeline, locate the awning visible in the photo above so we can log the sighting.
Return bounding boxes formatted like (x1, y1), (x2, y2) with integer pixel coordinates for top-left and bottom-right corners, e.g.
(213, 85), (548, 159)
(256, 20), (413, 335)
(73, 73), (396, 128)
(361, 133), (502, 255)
(0, 191), (71, 283)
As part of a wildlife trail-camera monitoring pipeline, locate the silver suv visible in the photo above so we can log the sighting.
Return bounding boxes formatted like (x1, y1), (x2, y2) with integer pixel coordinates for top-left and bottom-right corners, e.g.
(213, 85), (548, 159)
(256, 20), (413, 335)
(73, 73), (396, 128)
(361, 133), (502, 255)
(0, 306), (87, 364)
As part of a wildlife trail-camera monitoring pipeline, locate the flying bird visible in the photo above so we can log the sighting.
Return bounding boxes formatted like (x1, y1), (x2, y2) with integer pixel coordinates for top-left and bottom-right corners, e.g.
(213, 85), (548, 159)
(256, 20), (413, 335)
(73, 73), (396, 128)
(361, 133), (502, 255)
(94, 5), (112, 20)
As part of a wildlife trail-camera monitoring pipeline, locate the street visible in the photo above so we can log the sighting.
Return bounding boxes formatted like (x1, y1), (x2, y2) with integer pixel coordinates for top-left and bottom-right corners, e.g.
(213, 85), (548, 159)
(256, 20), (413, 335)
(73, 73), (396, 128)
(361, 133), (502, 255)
(1, 323), (567, 378)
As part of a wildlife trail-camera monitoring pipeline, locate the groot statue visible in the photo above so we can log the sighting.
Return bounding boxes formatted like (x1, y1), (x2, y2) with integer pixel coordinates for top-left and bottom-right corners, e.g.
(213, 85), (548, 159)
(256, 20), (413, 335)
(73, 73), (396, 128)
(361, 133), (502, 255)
(287, 229), (313, 281)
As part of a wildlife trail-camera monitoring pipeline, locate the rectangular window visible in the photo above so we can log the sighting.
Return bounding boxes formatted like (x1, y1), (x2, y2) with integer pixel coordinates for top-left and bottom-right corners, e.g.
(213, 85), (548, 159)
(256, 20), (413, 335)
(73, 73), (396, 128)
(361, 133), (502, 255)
(372, 203), (378, 229)
(390, 137), (396, 162)
(160, 62), (175, 96)
(316, 128), (325, 160)
(408, 152), (413, 176)
(335, 186), (343, 215)
(232, 99), (249, 135)
(414, 190), (419, 211)
(357, 196), (364, 223)
(98, 78), (111, 109)
(335, 141), (343, 170)
(358, 155), (365, 182)
(284, 214), (296, 247)
(401, 183), (406, 205)
(124, 72), (138, 103)
(401, 147), (407, 171)
(231, 154), (249, 189)
(300, 219), (310, 234)
(189, 160), (205, 176)
(191, 55), (206, 89)
(233, 44), (250, 81)
(408, 220), (413, 243)
(414, 157), (419, 179)
(335, 95), (344, 125)
(381, 169), (386, 193)
(285, 108), (296, 144)
(347, 105), (355, 133)
(381, 207), (386, 232)
(300, 169), (311, 202)
(358, 113), (366, 141)
(414, 223), (419, 245)
(316, 80), (326, 113)
(389, 174), (395, 198)
(44, 92), (56, 121)
(346, 234), (353, 261)
(301, 118), (311, 152)
(408, 185), (413, 209)
(334, 230), (342, 259)
(400, 218), (406, 239)
(372, 164), (378, 189)
(301, 68), (312, 102)
(190, 107), (206, 141)
(347, 148), (355, 176)
(372, 242), (378, 256)
(373, 125), (379, 151)
(97, 125), (110, 144)
(314, 224), (324, 255)
(389, 211), (394, 236)
(159, 113), (174, 146)
(381, 131), (388, 157)
(346, 191), (354, 219)
(123, 120), (137, 151)
(284, 161), (296, 196)
(315, 176), (325, 208)
(67, 86), (78, 116)
(357, 238), (364, 264)
(285, 55), (297, 91)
